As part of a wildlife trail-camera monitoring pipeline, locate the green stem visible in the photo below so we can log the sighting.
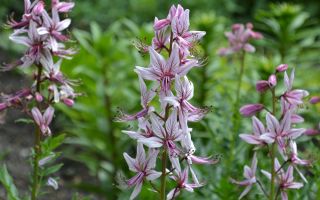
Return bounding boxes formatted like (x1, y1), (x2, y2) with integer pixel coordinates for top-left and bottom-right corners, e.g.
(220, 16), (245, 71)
(269, 88), (277, 200)
(31, 127), (41, 200)
(230, 51), (246, 164)
(160, 150), (167, 200)
(269, 143), (276, 200)
(235, 51), (246, 108)
(31, 64), (43, 200)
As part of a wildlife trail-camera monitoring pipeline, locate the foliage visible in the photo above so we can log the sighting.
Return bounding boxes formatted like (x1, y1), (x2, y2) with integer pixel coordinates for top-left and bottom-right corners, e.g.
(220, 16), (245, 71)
(255, 3), (320, 64)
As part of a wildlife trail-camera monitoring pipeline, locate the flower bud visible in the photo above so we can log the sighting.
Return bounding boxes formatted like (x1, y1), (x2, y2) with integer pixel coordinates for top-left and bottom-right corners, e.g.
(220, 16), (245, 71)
(276, 64), (288, 72)
(310, 96), (320, 104)
(153, 18), (170, 31)
(35, 92), (43, 102)
(304, 129), (320, 136)
(0, 103), (7, 112)
(63, 98), (74, 107)
(33, 1), (45, 15)
(239, 104), (264, 117)
(232, 24), (242, 32)
(268, 74), (277, 87)
(256, 80), (269, 93)
(25, 95), (33, 101)
(47, 177), (58, 190)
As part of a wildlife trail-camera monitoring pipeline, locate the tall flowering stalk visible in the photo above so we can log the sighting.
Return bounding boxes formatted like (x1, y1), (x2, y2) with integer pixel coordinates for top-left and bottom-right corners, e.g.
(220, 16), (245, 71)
(218, 23), (263, 163)
(233, 64), (310, 200)
(117, 4), (218, 200)
(1, 1), (76, 199)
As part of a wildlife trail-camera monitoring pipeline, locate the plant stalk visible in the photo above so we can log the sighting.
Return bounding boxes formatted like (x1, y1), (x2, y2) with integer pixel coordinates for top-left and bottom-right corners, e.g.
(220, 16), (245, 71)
(230, 50), (246, 165)
(160, 150), (167, 200)
(31, 65), (43, 200)
(269, 88), (277, 200)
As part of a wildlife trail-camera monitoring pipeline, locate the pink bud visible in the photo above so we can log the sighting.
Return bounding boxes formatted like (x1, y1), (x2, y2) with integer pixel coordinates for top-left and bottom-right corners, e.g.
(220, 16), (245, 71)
(304, 129), (320, 136)
(153, 18), (171, 31)
(0, 103), (7, 112)
(26, 95), (33, 101)
(268, 74), (277, 87)
(57, 2), (75, 13)
(232, 24), (242, 31)
(239, 104), (264, 117)
(33, 1), (45, 15)
(63, 98), (74, 107)
(35, 92), (43, 102)
(310, 96), (320, 104)
(276, 64), (288, 72)
(256, 80), (269, 93)
(246, 22), (253, 29)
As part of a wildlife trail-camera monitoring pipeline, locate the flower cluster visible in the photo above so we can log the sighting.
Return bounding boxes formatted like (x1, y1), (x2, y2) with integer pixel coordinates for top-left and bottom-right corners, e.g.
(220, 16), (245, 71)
(218, 23), (263, 56)
(1, 0), (77, 135)
(118, 4), (218, 200)
(234, 64), (310, 199)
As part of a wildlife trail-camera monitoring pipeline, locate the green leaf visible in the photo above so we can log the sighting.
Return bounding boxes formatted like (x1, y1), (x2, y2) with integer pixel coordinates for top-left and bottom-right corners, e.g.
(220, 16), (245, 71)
(42, 163), (64, 177)
(90, 22), (102, 42)
(14, 118), (34, 124)
(0, 165), (21, 200)
(41, 134), (66, 153)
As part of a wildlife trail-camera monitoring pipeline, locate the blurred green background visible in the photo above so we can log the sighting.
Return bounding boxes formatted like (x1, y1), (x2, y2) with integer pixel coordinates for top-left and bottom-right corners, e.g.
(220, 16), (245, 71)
(0, 0), (320, 199)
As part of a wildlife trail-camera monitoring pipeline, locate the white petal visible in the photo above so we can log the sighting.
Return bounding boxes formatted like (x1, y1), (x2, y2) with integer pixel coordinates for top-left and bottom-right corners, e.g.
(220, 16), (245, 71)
(130, 181), (142, 200)
(146, 170), (161, 181)
(57, 19), (71, 31)
(123, 153), (137, 172)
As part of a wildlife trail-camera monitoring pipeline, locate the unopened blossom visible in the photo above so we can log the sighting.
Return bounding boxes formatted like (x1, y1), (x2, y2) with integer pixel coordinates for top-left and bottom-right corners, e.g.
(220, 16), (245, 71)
(276, 64), (288, 73)
(262, 159), (303, 200)
(218, 23), (263, 56)
(0, 103), (7, 112)
(123, 143), (161, 200)
(304, 128), (320, 136)
(268, 74), (277, 87)
(256, 80), (270, 93)
(231, 153), (257, 199)
(35, 92), (43, 102)
(239, 104), (264, 117)
(310, 96), (320, 104)
(283, 69), (309, 105)
(31, 106), (54, 136)
(240, 116), (266, 145)
(52, 0), (75, 13)
(47, 177), (59, 190)
(260, 112), (305, 152)
(256, 74), (277, 93)
(152, 18), (169, 51)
